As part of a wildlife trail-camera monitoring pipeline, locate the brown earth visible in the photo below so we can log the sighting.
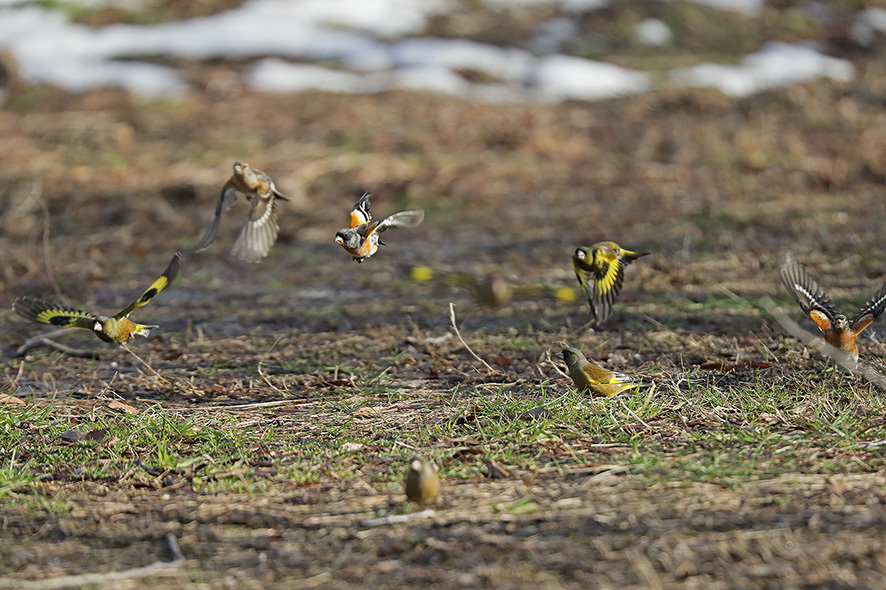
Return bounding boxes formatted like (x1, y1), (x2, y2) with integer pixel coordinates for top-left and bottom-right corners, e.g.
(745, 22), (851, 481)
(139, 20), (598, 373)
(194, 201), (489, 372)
(2, 49), (886, 588)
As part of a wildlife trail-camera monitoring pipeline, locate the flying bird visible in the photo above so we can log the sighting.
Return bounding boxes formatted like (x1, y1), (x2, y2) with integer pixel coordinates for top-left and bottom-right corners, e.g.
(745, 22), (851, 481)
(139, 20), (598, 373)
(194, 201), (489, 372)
(560, 347), (640, 397)
(12, 252), (181, 344)
(779, 252), (886, 364)
(194, 162), (288, 263)
(335, 193), (424, 263)
(572, 241), (649, 325)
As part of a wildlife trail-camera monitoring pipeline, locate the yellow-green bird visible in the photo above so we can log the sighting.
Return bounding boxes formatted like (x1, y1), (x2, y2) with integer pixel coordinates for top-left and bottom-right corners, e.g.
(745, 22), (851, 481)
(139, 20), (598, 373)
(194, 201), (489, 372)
(404, 455), (440, 505)
(560, 347), (640, 397)
(572, 241), (649, 325)
(12, 252), (181, 344)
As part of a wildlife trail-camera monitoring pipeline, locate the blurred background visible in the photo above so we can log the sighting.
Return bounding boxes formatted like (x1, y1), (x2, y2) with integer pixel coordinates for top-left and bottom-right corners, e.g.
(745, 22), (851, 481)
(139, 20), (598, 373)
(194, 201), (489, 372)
(1, 0), (885, 337)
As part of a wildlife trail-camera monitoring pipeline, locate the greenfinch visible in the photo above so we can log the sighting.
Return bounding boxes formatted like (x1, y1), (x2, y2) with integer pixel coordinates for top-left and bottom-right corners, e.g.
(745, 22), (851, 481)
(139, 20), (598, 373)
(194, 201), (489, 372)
(779, 252), (886, 364)
(12, 252), (181, 344)
(195, 162), (288, 263)
(572, 241), (649, 325)
(560, 347), (639, 397)
(404, 455), (439, 505)
(335, 193), (424, 263)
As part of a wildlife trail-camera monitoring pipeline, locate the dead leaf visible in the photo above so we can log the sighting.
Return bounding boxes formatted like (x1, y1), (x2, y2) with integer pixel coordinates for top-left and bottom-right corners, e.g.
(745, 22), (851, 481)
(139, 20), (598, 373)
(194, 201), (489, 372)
(60, 429), (86, 443)
(0, 394), (25, 406)
(353, 406), (378, 417)
(109, 400), (140, 415)
(85, 429), (109, 444)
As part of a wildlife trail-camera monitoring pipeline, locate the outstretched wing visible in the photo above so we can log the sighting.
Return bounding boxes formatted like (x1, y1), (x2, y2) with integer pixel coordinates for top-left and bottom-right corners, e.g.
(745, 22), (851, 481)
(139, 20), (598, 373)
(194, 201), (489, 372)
(232, 193), (281, 263)
(584, 247), (624, 325)
(13, 297), (99, 329)
(349, 193), (372, 228)
(851, 284), (886, 333)
(194, 180), (241, 252)
(114, 252), (182, 319)
(778, 253), (842, 323)
(377, 209), (424, 232)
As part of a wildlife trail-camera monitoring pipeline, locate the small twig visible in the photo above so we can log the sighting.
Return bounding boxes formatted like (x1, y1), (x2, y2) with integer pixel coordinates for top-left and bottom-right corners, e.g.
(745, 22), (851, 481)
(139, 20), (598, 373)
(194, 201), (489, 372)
(0, 533), (186, 589)
(120, 342), (168, 384)
(541, 343), (569, 379)
(32, 176), (64, 301)
(448, 303), (497, 374)
(361, 509), (436, 527)
(257, 335), (285, 393)
(16, 331), (100, 359)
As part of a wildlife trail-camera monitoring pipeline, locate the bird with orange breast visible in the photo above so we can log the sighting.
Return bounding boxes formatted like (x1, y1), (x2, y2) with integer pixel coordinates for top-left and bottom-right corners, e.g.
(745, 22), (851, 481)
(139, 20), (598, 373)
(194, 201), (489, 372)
(335, 193), (424, 263)
(779, 252), (886, 364)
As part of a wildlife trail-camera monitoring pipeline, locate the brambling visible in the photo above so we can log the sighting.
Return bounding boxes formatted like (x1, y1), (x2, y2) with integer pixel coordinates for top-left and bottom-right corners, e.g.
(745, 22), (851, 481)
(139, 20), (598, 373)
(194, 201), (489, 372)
(572, 241), (649, 325)
(560, 347), (640, 397)
(12, 252), (181, 344)
(779, 252), (886, 364)
(334, 193), (424, 263)
(404, 455), (440, 505)
(194, 162), (288, 263)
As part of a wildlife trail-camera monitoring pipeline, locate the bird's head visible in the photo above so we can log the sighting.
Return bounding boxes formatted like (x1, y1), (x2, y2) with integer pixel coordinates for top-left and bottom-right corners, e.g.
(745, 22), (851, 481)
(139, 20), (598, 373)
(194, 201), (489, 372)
(335, 229), (360, 250)
(233, 161), (247, 175)
(560, 347), (584, 366)
(833, 315), (850, 331)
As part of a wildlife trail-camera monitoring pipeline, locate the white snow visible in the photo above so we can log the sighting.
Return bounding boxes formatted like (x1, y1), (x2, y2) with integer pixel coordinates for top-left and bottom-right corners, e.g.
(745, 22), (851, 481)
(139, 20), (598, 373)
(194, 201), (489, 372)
(528, 54), (652, 102)
(634, 18), (673, 47)
(0, 0), (861, 102)
(671, 42), (854, 97)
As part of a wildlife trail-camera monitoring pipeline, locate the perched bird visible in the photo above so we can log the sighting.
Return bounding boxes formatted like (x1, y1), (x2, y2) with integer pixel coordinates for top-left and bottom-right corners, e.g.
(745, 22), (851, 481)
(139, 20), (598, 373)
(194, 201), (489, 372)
(560, 347), (640, 397)
(572, 241), (649, 325)
(779, 252), (886, 364)
(195, 162), (288, 263)
(335, 193), (424, 263)
(404, 455), (440, 505)
(12, 252), (181, 344)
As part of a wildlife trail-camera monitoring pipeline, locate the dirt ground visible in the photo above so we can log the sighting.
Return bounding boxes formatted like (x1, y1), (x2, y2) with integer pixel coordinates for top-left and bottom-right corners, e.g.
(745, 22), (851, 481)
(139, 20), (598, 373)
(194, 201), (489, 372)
(4, 36), (886, 588)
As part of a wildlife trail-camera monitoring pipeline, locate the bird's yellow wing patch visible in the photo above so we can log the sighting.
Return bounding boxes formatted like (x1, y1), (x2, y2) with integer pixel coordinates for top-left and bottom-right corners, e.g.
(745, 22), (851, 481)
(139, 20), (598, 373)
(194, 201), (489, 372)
(115, 252), (182, 319)
(593, 250), (621, 296)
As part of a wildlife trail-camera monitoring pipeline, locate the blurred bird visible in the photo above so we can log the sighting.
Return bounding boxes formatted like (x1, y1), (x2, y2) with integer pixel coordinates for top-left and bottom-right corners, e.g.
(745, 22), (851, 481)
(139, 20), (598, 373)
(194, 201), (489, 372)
(335, 193), (424, 263)
(572, 241), (649, 325)
(195, 162), (288, 263)
(404, 455), (440, 505)
(12, 252), (181, 344)
(560, 347), (640, 397)
(779, 252), (886, 364)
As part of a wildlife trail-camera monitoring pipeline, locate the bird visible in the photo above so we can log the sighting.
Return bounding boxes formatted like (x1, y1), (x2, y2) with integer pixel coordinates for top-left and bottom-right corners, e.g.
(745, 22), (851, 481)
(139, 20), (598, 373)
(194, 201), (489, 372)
(560, 347), (640, 397)
(334, 193), (424, 263)
(404, 455), (440, 505)
(194, 162), (288, 263)
(12, 252), (182, 344)
(572, 241), (649, 325)
(779, 252), (886, 364)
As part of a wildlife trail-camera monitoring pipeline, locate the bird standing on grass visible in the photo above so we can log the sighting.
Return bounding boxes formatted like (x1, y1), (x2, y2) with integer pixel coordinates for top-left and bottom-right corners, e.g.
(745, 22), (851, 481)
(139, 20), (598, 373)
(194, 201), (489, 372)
(194, 162), (288, 263)
(572, 241), (649, 326)
(12, 252), (181, 344)
(404, 455), (439, 505)
(779, 252), (886, 364)
(560, 347), (640, 397)
(335, 193), (424, 263)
